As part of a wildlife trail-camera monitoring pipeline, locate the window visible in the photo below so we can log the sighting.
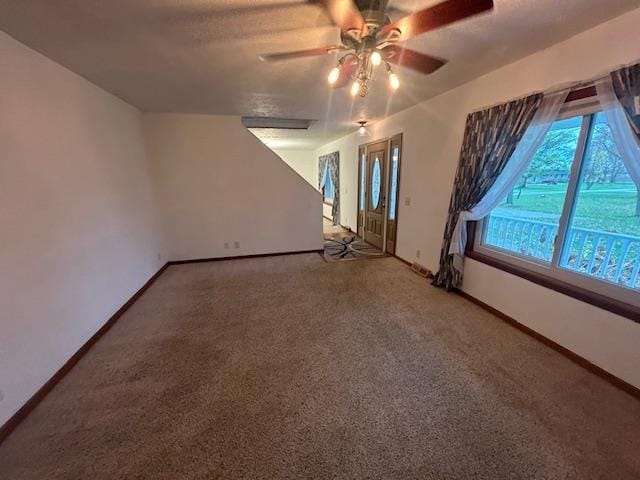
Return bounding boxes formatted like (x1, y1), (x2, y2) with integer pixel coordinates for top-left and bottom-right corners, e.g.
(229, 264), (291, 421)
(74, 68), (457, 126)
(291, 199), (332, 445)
(475, 104), (640, 308)
(359, 152), (366, 211)
(371, 156), (381, 208)
(321, 163), (334, 203)
(483, 115), (581, 263)
(389, 145), (400, 221)
(561, 112), (640, 288)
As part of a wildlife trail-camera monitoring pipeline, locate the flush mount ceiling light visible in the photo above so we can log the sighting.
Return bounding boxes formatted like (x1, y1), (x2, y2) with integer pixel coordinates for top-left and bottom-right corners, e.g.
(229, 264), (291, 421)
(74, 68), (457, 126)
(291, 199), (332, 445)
(260, 0), (494, 98)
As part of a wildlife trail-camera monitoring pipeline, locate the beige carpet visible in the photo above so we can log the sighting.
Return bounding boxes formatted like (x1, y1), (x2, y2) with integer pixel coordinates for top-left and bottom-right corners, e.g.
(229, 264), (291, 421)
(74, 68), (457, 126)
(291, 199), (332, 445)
(1, 254), (639, 479)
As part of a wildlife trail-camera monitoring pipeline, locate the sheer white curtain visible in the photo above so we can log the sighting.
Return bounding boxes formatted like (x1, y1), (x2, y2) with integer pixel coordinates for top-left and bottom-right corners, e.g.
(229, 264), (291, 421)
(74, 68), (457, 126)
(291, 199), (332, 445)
(320, 163), (329, 189)
(596, 77), (640, 186)
(449, 89), (570, 265)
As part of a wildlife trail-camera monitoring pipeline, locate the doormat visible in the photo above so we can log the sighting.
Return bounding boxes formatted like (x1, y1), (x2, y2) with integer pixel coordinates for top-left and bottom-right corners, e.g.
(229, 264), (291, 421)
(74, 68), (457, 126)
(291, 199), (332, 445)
(323, 234), (386, 262)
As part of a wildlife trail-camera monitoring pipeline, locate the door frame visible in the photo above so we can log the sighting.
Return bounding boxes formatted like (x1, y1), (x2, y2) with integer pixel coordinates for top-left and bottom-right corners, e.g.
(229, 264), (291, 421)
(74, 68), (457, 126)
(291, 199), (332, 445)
(357, 133), (403, 254)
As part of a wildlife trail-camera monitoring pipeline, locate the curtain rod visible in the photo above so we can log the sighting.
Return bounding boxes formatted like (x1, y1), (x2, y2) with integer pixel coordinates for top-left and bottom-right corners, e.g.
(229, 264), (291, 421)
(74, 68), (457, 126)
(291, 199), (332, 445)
(471, 74), (607, 114)
(544, 57), (640, 97)
(469, 57), (639, 115)
(542, 73), (609, 97)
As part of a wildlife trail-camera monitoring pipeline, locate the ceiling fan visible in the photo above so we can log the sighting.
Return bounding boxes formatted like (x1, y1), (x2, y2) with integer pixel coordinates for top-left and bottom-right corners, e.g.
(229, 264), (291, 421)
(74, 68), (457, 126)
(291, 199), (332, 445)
(260, 0), (494, 97)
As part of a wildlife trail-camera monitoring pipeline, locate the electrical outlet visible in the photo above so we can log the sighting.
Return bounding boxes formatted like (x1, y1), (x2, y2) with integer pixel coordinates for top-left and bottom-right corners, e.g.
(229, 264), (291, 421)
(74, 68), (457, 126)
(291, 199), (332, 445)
(234, 241), (240, 249)
(404, 196), (411, 206)
(0, 389), (4, 402)
(416, 249), (421, 259)
(157, 253), (162, 261)
(224, 242), (229, 249)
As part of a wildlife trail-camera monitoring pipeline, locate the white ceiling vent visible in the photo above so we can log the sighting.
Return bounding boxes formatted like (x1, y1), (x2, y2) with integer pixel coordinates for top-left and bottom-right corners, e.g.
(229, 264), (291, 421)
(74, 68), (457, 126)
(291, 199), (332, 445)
(241, 117), (315, 130)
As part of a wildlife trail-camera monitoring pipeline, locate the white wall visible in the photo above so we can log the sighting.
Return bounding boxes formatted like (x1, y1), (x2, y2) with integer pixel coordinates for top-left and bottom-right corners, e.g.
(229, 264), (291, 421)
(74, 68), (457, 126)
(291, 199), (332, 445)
(323, 203), (333, 221)
(313, 8), (640, 387)
(145, 115), (323, 261)
(0, 32), (165, 425)
(272, 149), (318, 188)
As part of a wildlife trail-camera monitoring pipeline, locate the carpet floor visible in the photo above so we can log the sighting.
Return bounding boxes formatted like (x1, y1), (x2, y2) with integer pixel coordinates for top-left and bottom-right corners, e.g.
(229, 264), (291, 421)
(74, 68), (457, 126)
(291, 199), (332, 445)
(1, 254), (639, 479)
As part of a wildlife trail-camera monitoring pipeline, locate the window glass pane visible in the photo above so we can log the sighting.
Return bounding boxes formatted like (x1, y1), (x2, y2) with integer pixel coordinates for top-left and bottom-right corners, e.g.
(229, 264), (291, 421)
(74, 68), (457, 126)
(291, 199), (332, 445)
(483, 115), (582, 262)
(371, 157), (381, 208)
(360, 153), (366, 211)
(389, 146), (399, 220)
(561, 112), (640, 289)
(325, 173), (333, 201)
(323, 164), (333, 201)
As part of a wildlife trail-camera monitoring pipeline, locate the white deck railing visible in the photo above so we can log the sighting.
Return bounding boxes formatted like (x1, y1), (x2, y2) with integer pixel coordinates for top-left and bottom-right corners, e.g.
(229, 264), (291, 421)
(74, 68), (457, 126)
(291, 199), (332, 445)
(485, 214), (640, 289)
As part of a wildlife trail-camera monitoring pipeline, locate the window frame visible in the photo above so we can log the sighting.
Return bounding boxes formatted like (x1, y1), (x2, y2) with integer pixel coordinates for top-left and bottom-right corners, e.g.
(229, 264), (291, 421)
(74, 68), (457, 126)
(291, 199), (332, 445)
(467, 87), (640, 323)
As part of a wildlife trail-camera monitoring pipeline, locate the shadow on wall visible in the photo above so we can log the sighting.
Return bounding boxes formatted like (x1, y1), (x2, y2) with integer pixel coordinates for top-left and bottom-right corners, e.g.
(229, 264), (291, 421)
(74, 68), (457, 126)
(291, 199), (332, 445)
(145, 114), (323, 261)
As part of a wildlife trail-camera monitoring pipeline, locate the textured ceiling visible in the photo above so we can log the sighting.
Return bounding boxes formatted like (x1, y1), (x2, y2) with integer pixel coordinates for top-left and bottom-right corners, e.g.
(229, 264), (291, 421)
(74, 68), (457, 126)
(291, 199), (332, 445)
(1, 0), (639, 149)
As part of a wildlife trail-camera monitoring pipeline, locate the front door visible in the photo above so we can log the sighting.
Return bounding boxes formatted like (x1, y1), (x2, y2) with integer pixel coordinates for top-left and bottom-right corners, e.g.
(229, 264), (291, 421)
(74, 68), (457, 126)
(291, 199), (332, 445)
(363, 141), (387, 249)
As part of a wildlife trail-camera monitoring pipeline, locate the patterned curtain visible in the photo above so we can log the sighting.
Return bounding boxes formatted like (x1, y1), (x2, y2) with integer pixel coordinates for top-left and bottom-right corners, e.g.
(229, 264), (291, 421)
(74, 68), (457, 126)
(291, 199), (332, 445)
(318, 156), (328, 190)
(319, 151), (340, 225)
(433, 93), (543, 290)
(611, 63), (640, 142)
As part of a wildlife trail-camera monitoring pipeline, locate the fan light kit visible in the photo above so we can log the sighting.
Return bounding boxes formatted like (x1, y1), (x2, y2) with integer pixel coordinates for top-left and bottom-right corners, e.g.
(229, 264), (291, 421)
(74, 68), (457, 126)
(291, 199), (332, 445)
(328, 44), (402, 98)
(328, 49), (400, 97)
(260, 0), (494, 99)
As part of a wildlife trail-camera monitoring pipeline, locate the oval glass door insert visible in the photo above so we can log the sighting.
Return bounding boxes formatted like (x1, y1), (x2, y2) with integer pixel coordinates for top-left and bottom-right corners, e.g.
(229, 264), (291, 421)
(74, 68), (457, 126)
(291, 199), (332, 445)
(371, 157), (381, 209)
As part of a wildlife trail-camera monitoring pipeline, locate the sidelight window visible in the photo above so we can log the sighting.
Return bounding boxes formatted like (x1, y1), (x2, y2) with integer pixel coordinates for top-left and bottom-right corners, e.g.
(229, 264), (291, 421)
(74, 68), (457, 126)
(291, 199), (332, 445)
(389, 145), (400, 220)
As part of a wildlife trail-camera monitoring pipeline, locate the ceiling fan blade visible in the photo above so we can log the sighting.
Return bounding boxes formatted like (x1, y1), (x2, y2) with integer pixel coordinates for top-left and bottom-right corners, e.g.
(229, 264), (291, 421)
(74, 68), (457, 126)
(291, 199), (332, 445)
(385, 5), (411, 20)
(384, 45), (446, 75)
(259, 45), (345, 62)
(380, 0), (494, 42)
(318, 0), (368, 35)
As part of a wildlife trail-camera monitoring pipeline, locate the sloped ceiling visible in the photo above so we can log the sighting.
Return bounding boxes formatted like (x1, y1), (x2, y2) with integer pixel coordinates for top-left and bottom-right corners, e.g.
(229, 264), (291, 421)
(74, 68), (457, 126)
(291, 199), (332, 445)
(1, 0), (639, 149)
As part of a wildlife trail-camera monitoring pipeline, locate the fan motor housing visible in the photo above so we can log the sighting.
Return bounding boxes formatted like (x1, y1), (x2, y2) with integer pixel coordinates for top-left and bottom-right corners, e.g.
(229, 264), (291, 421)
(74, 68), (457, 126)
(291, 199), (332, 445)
(361, 10), (390, 32)
(355, 0), (390, 32)
(355, 0), (389, 13)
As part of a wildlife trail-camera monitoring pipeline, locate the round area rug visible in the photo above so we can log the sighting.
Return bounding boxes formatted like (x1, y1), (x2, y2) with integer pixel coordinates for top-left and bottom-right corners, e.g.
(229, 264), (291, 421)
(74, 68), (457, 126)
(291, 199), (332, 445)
(323, 235), (385, 261)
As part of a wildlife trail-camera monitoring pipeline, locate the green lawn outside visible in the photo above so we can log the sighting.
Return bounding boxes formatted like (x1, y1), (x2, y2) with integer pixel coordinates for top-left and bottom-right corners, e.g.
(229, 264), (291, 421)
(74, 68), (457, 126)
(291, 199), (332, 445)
(494, 182), (640, 237)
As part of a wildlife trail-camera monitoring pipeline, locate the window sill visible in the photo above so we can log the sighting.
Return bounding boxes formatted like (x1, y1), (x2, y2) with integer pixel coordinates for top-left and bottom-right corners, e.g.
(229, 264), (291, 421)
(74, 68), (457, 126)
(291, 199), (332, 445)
(465, 249), (640, 324)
